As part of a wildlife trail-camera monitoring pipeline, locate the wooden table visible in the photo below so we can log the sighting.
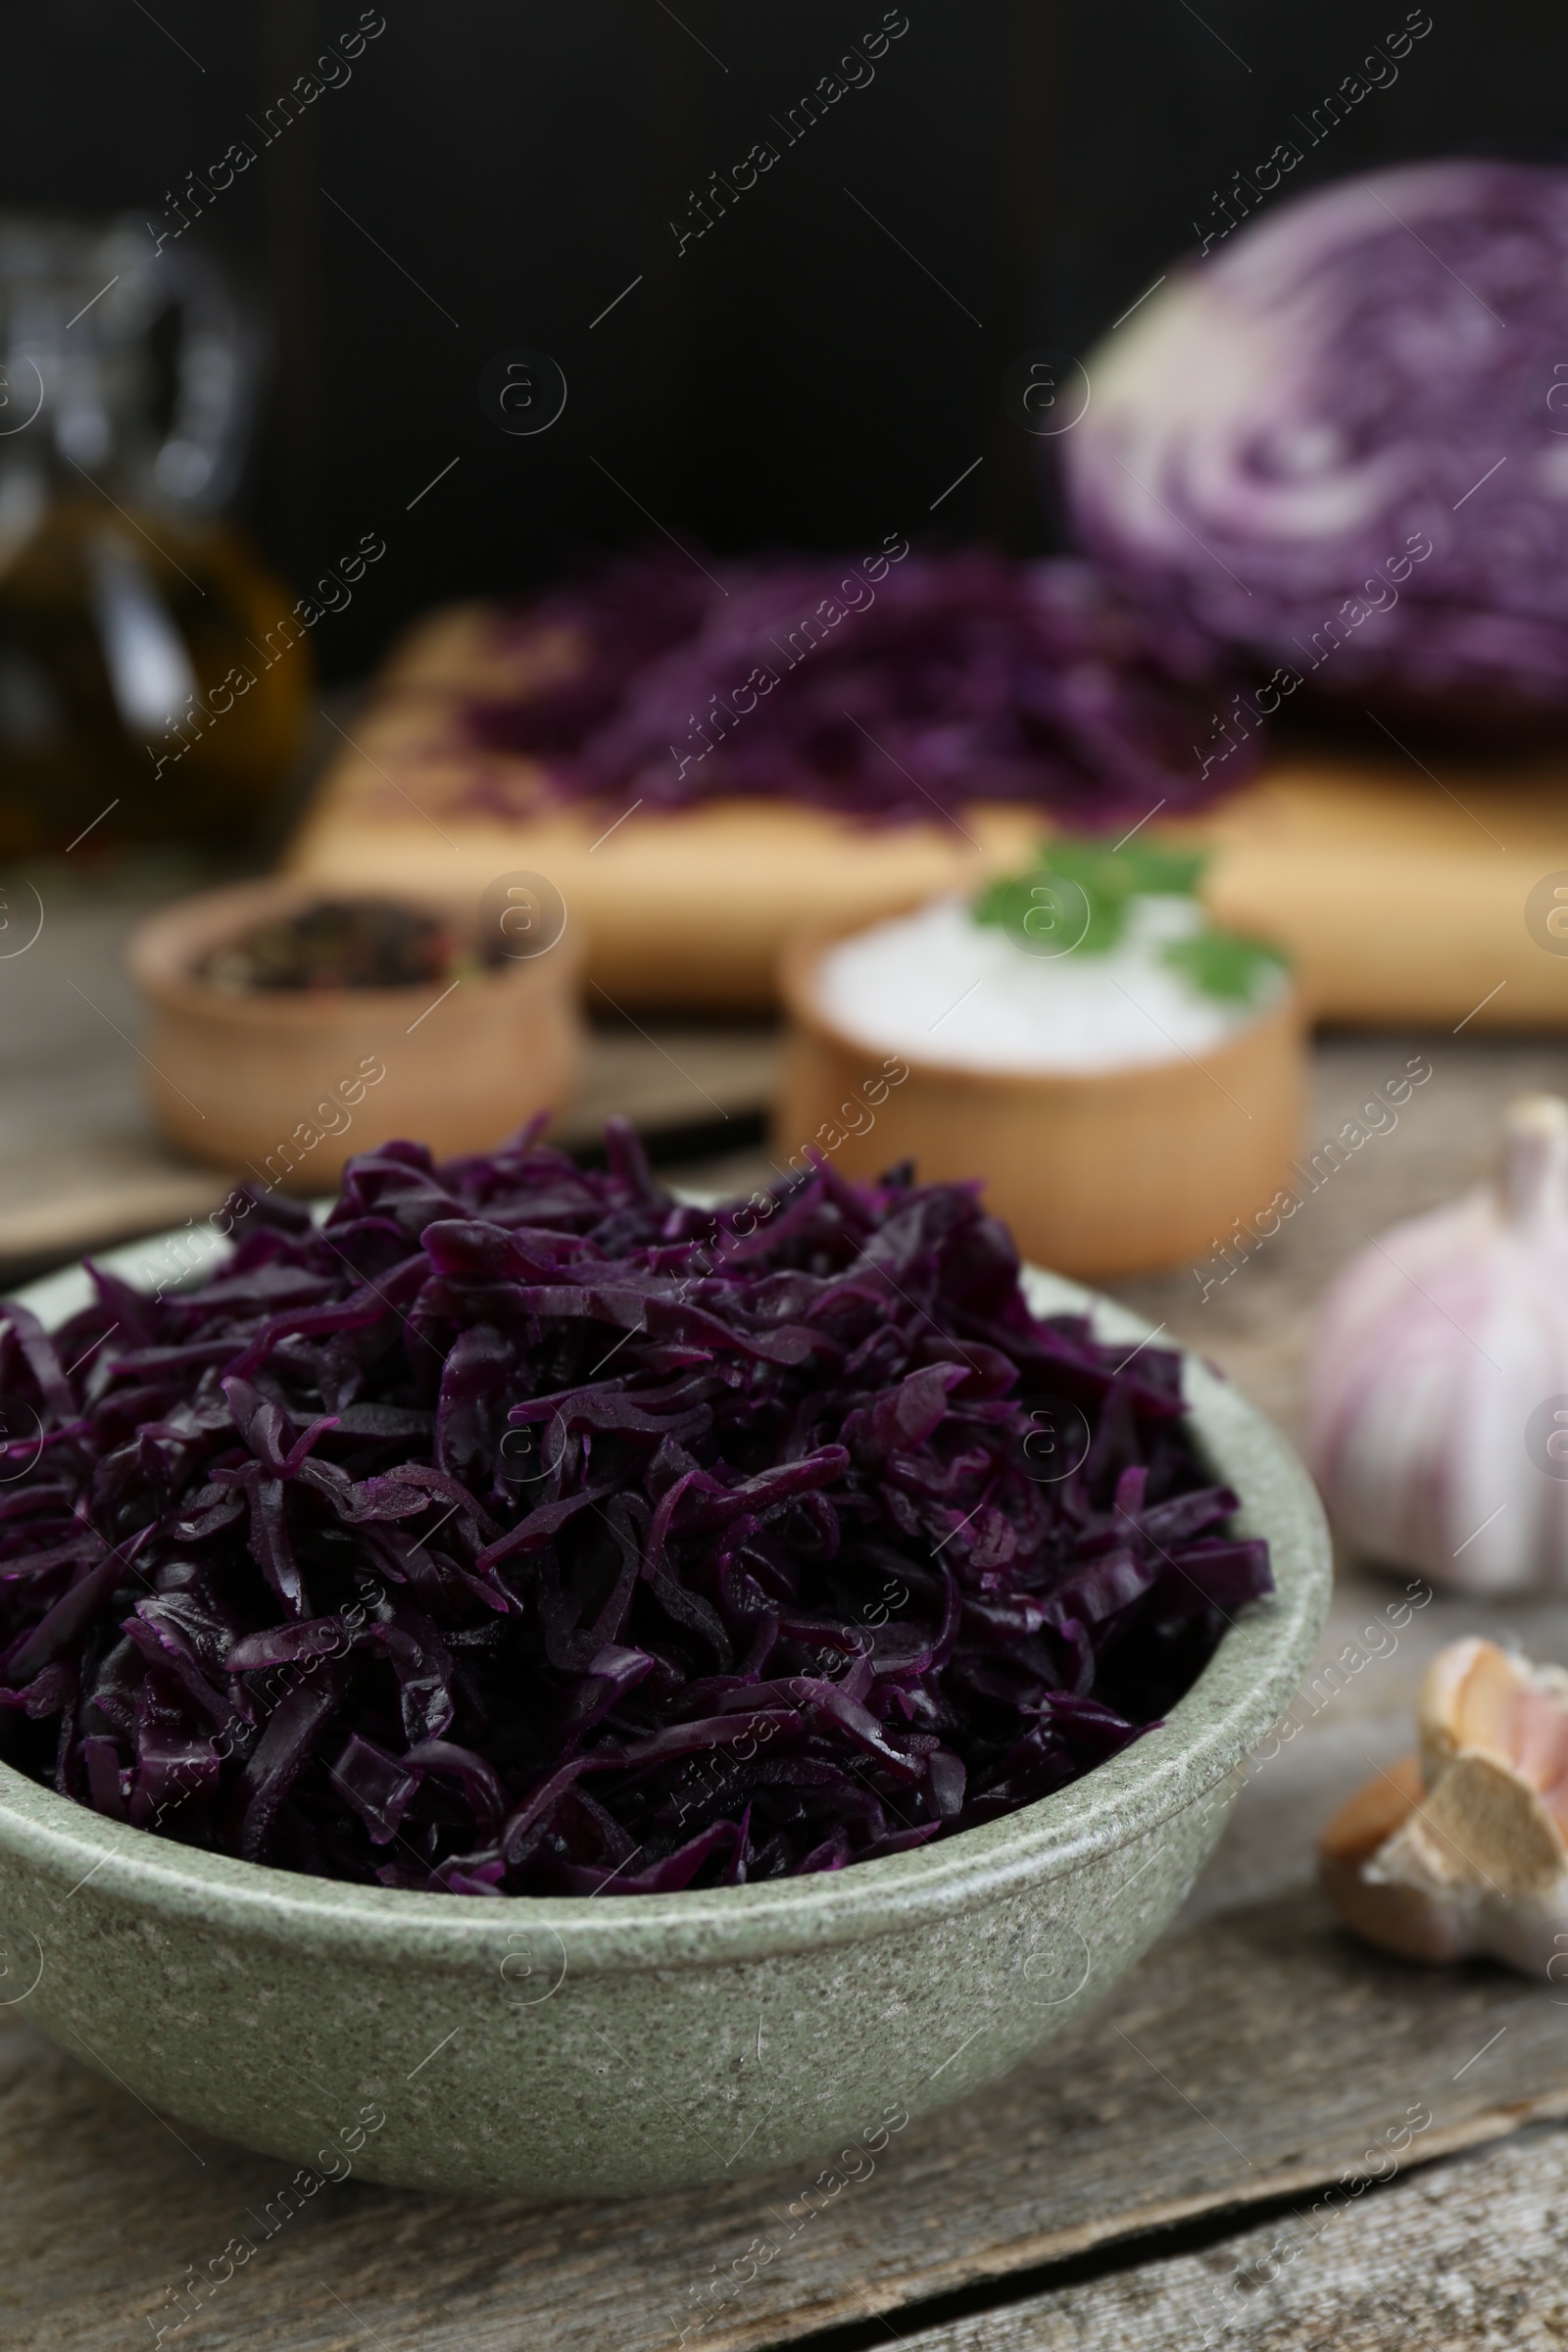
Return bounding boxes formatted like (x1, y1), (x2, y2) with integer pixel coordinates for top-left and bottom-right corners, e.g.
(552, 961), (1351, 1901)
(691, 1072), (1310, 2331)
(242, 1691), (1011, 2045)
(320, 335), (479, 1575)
(4, 870), (1568, 2349)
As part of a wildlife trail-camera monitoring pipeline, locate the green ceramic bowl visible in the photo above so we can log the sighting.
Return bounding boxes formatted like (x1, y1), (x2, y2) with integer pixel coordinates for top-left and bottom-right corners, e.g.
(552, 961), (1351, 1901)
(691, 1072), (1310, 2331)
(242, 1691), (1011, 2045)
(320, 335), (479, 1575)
(0, 1230), (1329, 2198)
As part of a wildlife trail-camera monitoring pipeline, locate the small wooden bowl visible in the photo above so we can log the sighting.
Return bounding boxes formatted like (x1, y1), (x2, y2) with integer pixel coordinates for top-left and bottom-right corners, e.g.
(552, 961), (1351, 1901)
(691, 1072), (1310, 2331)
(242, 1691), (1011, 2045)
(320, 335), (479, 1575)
(127, 880), (585, 1189)
(776, 912), (1306, 1280)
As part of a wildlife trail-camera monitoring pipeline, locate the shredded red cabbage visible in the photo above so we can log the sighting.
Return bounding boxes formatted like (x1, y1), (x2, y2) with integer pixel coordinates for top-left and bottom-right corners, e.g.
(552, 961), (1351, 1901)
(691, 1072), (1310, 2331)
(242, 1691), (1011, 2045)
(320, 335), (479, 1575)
(455, 547), (1257, 828)
(0, 1125), (1270, 1895)
(1065, 160), (1568, 712)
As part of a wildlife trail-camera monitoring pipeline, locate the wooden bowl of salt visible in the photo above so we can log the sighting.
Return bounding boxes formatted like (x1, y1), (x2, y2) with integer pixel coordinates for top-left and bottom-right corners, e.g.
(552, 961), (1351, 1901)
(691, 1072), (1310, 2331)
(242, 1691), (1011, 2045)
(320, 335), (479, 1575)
(775, 880), (1304, 1282)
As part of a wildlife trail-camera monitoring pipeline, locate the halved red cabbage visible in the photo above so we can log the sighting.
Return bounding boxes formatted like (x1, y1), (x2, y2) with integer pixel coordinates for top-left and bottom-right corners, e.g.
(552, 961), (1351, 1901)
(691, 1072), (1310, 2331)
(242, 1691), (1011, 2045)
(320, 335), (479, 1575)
(1064, 161), (1568, 712)
(459, 546), (1258, 827)
(0, 1125), (1270, 1895)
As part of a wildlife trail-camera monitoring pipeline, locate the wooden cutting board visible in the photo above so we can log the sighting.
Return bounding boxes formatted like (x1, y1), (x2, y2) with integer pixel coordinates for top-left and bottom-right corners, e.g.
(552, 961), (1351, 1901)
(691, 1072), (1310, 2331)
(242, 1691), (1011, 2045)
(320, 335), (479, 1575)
(287, 607), (1568, 1022)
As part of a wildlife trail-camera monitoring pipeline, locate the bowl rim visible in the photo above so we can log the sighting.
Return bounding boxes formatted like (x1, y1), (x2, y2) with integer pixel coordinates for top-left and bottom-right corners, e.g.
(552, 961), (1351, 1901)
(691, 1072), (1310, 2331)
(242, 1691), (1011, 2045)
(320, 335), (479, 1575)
(127, 877), (581, 1024)
(0, 1221), (1330, 1973)
(778, 900), (1299, 1097)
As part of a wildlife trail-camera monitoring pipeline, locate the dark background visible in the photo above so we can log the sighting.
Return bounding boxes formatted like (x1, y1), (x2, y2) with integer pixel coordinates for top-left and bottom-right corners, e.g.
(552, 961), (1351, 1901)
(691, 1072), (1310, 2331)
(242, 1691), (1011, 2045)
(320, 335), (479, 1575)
(6, 0), (1566, 677)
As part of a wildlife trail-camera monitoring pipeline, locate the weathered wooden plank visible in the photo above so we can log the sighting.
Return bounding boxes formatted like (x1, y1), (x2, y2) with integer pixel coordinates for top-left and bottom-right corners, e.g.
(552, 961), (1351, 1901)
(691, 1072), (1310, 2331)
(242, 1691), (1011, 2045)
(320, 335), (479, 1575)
(1, 1886), (1562, 2352)
(906, 2117), (1568, 2349)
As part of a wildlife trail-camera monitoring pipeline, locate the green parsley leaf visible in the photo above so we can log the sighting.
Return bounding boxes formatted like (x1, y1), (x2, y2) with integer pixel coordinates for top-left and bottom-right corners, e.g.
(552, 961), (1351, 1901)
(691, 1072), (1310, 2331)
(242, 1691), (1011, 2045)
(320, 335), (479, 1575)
(971, 836), (1211, 956)
(1160, 930), (1289, 1004)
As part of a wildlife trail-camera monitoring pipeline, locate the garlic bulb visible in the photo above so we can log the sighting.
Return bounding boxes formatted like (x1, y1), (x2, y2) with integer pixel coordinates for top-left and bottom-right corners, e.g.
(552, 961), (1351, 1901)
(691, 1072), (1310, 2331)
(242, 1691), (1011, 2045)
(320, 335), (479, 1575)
(1319, 1637), (1568, 1975)
(1305, 1093), (1568, 1592)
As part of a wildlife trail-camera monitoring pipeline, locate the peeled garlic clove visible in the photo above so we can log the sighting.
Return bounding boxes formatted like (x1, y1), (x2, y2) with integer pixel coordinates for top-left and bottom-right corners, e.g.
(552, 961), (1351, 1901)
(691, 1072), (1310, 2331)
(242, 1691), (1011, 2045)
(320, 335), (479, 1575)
(1305, 1094), (1568, 1592)
(1319, 1638), (1568, 1976)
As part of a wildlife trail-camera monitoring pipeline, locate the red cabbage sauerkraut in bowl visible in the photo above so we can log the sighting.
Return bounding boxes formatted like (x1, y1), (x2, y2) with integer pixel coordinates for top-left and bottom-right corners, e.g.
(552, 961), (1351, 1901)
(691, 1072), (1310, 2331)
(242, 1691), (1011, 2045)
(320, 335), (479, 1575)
(0, 1123), (1271, 1899)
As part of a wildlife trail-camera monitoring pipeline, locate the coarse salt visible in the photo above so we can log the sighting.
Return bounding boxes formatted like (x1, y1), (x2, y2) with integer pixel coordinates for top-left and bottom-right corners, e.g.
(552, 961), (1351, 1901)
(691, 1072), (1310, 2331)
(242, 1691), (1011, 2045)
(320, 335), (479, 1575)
(814, 894), (1280, 1075)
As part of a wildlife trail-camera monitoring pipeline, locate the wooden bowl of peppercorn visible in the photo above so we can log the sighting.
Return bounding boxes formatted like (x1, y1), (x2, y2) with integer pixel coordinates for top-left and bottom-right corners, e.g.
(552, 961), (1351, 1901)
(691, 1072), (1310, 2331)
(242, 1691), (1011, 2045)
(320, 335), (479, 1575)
(126, 878), (585, 1189)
